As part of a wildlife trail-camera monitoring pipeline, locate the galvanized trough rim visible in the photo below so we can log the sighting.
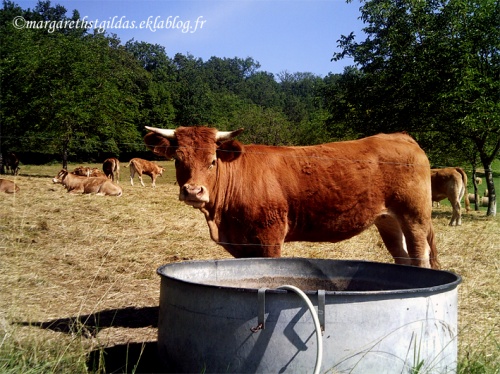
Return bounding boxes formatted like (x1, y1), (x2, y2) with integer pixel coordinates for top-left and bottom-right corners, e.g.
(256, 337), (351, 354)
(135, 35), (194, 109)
(157, 257), (462, 296)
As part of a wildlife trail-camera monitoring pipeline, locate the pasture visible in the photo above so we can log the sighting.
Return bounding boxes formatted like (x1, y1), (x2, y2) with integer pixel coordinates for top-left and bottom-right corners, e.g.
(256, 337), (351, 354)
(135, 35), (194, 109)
(0, 163), (499, 373)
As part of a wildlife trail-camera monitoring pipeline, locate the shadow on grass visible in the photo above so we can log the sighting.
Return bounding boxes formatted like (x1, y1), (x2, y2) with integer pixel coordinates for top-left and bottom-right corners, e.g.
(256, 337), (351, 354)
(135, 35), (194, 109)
(87, 341), (164, 373)
(17, 306), (159, 337)
(17, 306), (164, 373)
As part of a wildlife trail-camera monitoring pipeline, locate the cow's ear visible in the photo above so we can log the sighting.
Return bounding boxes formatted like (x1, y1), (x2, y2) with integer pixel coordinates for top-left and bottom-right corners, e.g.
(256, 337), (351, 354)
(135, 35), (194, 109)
(217, 140), (243, 162)
(144, 132), (177, 159)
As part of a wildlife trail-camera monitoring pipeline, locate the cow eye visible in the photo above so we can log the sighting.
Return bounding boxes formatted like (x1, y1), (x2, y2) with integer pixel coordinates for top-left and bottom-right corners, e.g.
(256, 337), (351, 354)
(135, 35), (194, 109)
(208, 159), (216, 170)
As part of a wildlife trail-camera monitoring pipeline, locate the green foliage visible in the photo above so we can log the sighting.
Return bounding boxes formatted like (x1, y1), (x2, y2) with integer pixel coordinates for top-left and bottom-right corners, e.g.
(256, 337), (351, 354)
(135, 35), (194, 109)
(330, 0), (500, 215)
(231, 105), (293, 145)
(0, 1), (149, 163)
(0, 0), (333, 163)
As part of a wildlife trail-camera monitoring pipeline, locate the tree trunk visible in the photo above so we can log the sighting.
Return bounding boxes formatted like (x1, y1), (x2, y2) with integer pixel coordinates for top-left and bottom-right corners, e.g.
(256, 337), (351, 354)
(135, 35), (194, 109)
(484, 165), (496, 217)
(62, 143), (68, 170)
(472, 168), (480, 211)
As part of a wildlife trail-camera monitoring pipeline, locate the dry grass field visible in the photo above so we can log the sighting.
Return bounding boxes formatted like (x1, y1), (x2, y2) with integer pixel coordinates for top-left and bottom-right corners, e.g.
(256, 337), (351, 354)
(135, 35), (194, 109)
(0, 163), (499, 373)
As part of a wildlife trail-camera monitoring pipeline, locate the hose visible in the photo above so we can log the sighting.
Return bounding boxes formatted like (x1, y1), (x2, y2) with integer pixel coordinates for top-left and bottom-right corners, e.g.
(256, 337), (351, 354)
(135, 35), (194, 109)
(278, 285), (323, 374)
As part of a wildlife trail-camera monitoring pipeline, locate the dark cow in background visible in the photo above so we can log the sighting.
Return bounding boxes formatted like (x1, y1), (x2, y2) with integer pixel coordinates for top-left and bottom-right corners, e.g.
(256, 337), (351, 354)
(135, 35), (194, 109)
(0, 178), (20, 193)
(431, 167), (470, 226)
(53, 169), (122, 196)
(127, 158), (165, 187)
(103, 158), (120, 183)
(1, 152), (20, 175)
(144, 126), (439, 269)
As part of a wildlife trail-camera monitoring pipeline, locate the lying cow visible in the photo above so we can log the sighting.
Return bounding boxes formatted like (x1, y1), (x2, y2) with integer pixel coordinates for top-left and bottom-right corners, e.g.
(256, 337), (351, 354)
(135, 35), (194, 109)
(53, 169), (122, 196)
(127, 158), (165, 187)
(0, 178), (20, 193)
(103, 158), (120, 183)
(73, 166), (106, 178)
(431, 167), (470, 226)
(144, 126), (439, 269)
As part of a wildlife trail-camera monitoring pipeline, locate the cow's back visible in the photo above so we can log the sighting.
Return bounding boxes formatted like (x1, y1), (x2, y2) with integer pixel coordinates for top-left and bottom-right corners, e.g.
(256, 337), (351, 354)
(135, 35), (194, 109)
(129, 158), (145, 173)
(216, 133), (431, 243)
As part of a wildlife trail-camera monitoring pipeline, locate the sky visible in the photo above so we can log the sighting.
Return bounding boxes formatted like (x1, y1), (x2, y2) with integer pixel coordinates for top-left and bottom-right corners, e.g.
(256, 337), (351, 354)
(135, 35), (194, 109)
(15, 0), (366, 77)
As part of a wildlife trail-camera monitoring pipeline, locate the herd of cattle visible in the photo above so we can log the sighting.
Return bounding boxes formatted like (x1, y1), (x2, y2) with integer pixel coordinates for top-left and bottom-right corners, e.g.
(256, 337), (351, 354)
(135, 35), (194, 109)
(0, 157), (165, 196)
(1, 129), (491, 269)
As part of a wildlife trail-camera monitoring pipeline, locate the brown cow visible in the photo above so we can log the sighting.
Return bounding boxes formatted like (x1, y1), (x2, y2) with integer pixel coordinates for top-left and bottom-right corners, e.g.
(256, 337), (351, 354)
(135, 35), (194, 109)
(144, 126), (439, 269)
(72, 166), (106, 178)
(127, 158), (165, 187)
(53, 169), (122, 196)
(431, 167), (470, 226)
(0, 178), (20, 193)
(103, 158), (120, 183)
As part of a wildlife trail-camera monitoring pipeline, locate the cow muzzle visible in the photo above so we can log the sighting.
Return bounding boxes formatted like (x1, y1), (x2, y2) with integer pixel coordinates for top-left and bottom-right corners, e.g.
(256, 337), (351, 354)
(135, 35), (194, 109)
(180, 184), (209, 208)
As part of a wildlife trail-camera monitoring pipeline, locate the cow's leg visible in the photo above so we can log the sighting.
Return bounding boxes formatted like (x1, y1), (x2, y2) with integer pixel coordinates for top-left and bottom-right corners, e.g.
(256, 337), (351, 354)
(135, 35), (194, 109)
(374, 215), (411, 266)
(139, 174), (145, 187)
(218, 219), (286, 258)
(151, 175), (156, 188)
(254, 213), (289, 257)
(399, 218), (432, 268)
(449, 198), (461, 226)
(448, 191), (462, 226)
(129, 168), (135, 186)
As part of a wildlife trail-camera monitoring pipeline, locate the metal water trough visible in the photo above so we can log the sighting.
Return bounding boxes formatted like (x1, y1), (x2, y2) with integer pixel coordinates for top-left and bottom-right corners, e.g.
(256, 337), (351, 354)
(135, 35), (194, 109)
(157, 258), (461, 373)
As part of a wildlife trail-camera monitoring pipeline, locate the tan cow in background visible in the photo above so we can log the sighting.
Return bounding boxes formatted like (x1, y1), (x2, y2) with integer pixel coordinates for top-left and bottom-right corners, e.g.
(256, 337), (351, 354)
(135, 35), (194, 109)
(127, 158), (165, 187)
(0, 178), (20, 193)
(53, 169), (122, 196)
(103, 158), (120, 183)
(431, 167), (470, 226)
(72, 166), (106, 178)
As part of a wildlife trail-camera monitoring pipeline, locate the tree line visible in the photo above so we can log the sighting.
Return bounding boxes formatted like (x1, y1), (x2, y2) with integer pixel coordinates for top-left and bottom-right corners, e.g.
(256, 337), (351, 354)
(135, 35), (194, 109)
(0, 0), (498, 215)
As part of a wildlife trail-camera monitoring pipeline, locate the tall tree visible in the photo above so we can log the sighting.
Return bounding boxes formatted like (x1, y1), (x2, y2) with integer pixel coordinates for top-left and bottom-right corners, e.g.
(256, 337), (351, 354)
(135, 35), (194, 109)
(125, 40), (176, 127)
(171, 53), (213, 126)
(0, 1), (149, 166)
(331, 0), (500, 216)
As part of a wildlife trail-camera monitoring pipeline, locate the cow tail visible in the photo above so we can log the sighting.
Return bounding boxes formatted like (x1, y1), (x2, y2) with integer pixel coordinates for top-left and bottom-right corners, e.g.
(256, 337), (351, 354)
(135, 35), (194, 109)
(428, 225), (440, 269)
(456, 167), (470, 212)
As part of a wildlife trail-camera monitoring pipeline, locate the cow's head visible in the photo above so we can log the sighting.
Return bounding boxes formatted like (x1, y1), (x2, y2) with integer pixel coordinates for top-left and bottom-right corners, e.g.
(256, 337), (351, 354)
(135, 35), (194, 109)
(144, 126), (244, 208)
(52, 169), (68, 184)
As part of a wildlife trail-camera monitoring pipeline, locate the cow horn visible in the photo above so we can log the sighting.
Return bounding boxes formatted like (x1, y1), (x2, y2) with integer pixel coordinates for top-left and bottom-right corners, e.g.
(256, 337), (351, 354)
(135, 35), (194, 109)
(145, 126), (176, 139)
(216, 128), (244, 141)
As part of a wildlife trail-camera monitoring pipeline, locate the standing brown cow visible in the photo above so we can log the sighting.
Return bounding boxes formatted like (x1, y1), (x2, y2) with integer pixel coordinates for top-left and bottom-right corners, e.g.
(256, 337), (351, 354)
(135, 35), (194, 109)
(144, 126), (439, 269)
(127, 158), (165, 187)
(431, 167), (470, 226)
(103, 158), (120, 183)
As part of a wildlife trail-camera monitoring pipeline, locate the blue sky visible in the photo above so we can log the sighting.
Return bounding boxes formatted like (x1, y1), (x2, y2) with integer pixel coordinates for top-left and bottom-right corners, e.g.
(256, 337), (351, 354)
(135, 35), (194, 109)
(16, 0), (365, 77)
